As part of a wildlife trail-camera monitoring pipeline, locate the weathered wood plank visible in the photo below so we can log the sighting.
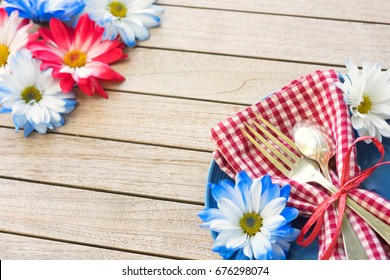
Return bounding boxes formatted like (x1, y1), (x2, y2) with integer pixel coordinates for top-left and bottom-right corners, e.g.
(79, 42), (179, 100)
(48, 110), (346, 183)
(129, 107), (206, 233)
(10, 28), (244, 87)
(0, 179), (217, 259)
(159, 0), (390, 24)
(0, 128), (211, 203)
(0, 233), (165, 259)
(0, 92), (245, 151)
(142, 6), (390, 67)
(108, 48), (340, 104)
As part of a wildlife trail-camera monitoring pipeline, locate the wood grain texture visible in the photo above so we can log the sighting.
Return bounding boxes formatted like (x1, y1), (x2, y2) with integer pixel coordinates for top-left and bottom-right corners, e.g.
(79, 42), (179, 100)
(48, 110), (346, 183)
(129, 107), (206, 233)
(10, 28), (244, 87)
(0, 179), (217, 259)
(0, 233), (165, 259)
(107, 48), (340, 104)
(1, 0), (386, 260)
(159, 0), (390, 24)
(0, 91), (245, 151)
(0, 128), (210, 203)
(142, 6), (390, 67)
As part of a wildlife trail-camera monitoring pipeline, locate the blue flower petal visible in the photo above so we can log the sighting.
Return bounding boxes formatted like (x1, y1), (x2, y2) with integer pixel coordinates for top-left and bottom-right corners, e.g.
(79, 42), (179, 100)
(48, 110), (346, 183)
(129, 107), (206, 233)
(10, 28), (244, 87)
(0, 107), (12, 114)
(270, 243), (287, 260)
(280, 207), (299, 223)
(23, 121), (34, 137)
(33, 123), (48, 134)
(269, 224), (294, 237)
(233, 248), (250, 260)
(212, 245), (236, 259)
(259, 178), (280, 210)
(282, 227), (300, 242)
(13, 114), (27, 128)
(4, 0), (84, 22)
(117, 25), (136, 47)
(236, 170), (252, 187)
(279, 184), (291, 201)
(211, 182), (236, 203)
(198, 208), (224, 222)
(51, 115), (65, 127)
(236, 171), (253, 206)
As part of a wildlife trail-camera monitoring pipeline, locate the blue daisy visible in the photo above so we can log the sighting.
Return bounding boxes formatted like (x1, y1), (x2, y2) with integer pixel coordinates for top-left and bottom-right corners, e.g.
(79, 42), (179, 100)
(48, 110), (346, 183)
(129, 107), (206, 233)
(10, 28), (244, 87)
(3, 0), (85, 22)
(199, 171), (300, 260)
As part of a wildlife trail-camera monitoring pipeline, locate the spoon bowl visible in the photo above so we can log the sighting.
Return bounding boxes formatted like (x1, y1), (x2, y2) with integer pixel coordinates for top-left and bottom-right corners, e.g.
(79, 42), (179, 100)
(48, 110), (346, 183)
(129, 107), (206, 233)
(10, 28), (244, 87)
(293, 120), (335, 180)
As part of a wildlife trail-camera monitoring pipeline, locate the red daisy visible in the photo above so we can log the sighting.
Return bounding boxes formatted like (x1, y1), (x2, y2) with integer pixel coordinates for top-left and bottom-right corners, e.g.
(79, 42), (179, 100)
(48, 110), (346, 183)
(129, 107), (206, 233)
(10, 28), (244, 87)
(28, 14), (127, 98)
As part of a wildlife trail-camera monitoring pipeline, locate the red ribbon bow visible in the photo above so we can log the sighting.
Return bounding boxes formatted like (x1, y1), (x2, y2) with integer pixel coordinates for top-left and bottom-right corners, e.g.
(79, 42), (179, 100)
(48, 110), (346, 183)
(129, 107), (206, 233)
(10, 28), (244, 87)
(296, 136), (390, 260)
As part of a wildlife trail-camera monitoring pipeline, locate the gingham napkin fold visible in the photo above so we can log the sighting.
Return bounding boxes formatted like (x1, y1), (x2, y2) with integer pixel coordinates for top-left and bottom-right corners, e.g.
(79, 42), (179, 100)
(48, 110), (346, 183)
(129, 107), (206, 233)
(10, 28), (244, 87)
(210, 70), (390, 259)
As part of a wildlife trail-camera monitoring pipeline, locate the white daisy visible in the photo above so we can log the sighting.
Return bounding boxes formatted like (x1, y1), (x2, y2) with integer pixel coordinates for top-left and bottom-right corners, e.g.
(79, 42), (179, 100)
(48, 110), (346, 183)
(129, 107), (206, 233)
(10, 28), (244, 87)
(83, 0), (163, 47)
(335, 59), (390, 142)
(0, 8), (33, 73)
(0, 51), (76, 137)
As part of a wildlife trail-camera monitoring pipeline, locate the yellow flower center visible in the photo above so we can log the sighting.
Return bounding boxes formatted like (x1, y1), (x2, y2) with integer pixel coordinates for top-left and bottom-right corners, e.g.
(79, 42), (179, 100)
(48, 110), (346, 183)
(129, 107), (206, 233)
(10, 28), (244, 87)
(21, 86), (42, 103)
(357, 95), (372, 114)
(63, 50), (87, 68)
(240, 212), (263, 236)
(0, 44), (10, 67)
(108, 1), (127, 18)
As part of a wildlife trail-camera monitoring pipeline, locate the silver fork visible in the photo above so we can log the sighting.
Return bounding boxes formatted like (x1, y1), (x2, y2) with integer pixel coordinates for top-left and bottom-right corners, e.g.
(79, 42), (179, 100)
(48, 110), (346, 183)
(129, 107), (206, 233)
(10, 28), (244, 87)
(241, 114), (390, 252)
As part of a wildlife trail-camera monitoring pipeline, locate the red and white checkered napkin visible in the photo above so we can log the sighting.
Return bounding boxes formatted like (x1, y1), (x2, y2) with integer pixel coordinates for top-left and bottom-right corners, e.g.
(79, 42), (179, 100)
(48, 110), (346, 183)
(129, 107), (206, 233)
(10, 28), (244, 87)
(210, 70), (390, 259)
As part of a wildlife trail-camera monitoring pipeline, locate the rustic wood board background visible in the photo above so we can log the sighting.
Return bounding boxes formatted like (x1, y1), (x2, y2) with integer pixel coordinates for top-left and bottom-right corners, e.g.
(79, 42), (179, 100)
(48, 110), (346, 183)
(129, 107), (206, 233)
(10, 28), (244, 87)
(0, 0), (389, 259)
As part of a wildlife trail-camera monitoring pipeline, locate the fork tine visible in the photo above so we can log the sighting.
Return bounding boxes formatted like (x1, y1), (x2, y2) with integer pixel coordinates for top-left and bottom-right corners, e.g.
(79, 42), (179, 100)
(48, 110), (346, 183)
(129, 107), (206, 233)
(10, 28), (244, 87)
(252, 114), (301, 162)
(241, 127), (290, 177)
(254, 114), (297, 148)
(244, 122), (295, 169)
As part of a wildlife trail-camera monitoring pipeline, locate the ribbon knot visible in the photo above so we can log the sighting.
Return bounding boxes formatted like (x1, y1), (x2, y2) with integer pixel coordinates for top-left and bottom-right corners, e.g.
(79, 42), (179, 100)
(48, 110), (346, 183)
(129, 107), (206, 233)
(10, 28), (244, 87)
(296, 136), (390, 260)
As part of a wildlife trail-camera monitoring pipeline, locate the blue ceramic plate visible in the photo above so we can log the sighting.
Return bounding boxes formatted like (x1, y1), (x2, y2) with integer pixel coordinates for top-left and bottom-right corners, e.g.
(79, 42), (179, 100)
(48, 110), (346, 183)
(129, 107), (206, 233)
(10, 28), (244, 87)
(205, 124), (390, 260)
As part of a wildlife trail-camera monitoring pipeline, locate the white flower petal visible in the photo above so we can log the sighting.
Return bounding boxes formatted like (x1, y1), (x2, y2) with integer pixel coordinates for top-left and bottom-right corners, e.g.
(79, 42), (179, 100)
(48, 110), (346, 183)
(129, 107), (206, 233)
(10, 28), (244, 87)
(260, 197), (286, 219)
(209, 219), (240, 232)
(218, 198), (243, 223)
(40, 96), (66, 112)
(243, 239), (253, 259)
(215, 229), (240, 247)
(1, 96), (20, 109)
(12, 100), (26, 115)
(262, 215), (286, 231)
(250, 178), (262, 213)
(26, 103), (45, 124)
(250, 234), (269, 260)
(74, 66), (92, 79)
(225, 229), (247, 249)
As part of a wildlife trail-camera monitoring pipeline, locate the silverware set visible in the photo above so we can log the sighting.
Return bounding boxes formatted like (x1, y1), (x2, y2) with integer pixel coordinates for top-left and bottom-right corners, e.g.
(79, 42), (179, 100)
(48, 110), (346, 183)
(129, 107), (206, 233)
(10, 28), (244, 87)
(241, 114), (390, 259)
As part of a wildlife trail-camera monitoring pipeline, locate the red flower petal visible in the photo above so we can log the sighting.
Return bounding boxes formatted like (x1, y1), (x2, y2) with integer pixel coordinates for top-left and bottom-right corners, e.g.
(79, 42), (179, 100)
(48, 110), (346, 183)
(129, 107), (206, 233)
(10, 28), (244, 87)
(75, 14), (103, 52)
(60, 75), (75, 93)
(0, 9), (8, 26)
(110, 71), (126, 82)
(91, 77), (109, 99)
(77, 78), (94, 97)
(49, 18), (73, 52)
(94, 48), (127, 64)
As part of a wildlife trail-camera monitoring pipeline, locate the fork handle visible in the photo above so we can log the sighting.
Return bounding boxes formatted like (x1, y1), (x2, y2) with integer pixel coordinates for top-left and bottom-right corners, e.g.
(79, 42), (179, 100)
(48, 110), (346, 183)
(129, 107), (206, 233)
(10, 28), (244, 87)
(344, 196), (390, 244)
(316, 175), (390, 245)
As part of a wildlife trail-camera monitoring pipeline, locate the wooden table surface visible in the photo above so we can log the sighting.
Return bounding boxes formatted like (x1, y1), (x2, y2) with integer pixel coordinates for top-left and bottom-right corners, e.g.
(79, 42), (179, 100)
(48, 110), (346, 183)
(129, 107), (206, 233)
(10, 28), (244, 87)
(1, 1), (389, 260)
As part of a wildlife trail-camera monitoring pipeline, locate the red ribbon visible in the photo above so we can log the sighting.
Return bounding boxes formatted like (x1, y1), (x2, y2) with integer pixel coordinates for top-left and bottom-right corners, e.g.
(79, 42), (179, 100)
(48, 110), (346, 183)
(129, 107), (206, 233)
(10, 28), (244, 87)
(296, 136), (390, 260)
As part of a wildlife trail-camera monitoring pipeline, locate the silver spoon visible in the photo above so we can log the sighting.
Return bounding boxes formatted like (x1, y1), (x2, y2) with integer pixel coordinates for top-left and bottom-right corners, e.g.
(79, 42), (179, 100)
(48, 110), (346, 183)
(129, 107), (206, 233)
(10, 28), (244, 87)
(293, 120), (368, 260)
